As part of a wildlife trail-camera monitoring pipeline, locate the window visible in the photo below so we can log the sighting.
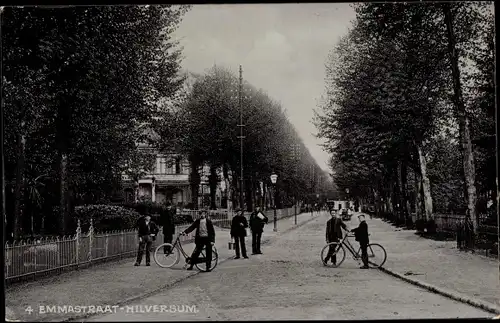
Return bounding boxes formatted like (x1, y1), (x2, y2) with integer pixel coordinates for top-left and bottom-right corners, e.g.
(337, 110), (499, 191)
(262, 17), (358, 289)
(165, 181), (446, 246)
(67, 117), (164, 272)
(159, 157), (167, 174)
(175, 157), (181, 174)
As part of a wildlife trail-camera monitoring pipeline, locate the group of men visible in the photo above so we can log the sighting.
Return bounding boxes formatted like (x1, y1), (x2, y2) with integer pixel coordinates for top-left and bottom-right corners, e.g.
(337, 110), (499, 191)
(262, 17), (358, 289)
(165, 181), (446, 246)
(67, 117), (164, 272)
(133, 204), (267, 270)
(229, 207), (268, 259)
(324, 209), (370, 269)
(133, 202), (371, 271)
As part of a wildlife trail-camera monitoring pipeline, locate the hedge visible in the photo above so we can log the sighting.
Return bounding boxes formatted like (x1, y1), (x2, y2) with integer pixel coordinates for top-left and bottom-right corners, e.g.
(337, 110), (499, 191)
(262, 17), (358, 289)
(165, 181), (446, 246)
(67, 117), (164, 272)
(71, 204), (142, 233)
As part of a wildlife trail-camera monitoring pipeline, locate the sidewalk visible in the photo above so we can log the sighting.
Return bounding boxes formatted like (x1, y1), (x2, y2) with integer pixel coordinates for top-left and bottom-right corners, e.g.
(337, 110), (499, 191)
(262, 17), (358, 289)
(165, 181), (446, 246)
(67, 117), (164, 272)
(357, 212), (499, 311)
(5, 210), (323, 322)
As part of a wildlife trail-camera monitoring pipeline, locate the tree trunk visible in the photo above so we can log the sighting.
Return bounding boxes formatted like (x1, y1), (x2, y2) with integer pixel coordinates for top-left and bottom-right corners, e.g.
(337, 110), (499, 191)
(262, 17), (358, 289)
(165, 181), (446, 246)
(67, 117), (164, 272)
(252, 175), (257, 209)
(58, 152), (68, 235)
(231, 172), (239, 209)
(415, 172), (423, 221)
(442, 4), (478, 232)
(401, 161), (411, 224)
(189, 157), (201, 210)
(417, 144), (433, 220)
(245, 176), (253, 212)
(262, 182), (267, 210)
(397, 162), (405, 222)
(373, 188), (379, 217)
(208, 165), (218, 210)
(12, 124), (26, 240)
(392, 171), (401, 223)
(223, 164), (230, 209)
(386, 180), (394, 215)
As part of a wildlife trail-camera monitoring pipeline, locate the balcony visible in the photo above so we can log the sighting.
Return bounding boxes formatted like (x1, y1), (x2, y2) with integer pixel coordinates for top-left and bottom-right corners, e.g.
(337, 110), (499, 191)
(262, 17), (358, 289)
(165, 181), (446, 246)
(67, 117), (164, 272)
(122, 173), (189, 186)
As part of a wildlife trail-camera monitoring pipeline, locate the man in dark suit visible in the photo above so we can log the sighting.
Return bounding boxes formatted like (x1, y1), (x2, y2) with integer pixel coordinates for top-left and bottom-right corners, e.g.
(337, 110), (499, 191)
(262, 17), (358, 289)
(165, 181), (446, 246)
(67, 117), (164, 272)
(160, 202), (175, 254)
(181, 210), (216, 271)
(135, 215), (159, 266)
(249, 207), (268, 255)
(352, 214), (370, 269)
(324, 210), (348, 265)
(230, 209), (249, 259)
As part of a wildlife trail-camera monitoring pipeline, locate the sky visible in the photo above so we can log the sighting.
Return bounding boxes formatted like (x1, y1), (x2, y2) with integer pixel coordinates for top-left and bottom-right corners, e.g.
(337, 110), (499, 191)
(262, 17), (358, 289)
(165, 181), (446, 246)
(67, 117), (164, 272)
(173, 3), (356, 171)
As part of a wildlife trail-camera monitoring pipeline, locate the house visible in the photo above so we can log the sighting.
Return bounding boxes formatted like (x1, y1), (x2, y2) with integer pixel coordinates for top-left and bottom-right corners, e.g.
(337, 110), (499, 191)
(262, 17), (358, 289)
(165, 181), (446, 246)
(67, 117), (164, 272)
(121, 140), (226, 208)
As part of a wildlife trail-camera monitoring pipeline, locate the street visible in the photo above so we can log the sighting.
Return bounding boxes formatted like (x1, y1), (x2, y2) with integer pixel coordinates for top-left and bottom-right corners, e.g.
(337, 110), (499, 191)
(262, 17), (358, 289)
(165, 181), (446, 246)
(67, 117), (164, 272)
(85, 213), (491, 321)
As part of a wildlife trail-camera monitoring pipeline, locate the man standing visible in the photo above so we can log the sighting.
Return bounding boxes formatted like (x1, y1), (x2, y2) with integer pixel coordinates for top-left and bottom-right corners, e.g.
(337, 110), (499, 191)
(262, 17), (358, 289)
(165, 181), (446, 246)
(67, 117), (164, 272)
(182, 210), (215, 272)
(249, 207), (268, 255)
(135, 215), (159, 266)
(230, 209), (249, 259)
(160, 202), (175, 254)
(324, 210), (348, 265)
(352, 214), (370, 269)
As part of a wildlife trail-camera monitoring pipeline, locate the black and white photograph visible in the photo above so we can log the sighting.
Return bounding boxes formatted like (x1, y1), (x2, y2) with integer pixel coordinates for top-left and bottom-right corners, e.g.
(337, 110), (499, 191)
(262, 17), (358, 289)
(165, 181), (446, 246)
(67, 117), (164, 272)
(2, 2), (498, 321)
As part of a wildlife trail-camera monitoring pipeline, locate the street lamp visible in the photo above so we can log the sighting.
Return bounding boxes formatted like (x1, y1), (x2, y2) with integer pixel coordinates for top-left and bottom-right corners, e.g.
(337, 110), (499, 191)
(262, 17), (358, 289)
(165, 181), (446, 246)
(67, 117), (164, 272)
(315, 193), (319, 215)
(345, 188), (350, 211)
(270, 173), (278, 232)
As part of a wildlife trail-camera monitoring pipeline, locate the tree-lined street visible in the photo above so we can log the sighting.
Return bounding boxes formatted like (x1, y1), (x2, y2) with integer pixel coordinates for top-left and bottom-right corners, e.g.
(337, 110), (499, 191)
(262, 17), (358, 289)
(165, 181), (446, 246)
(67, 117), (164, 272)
(2, 3), (497, 321)
(6, 211), (496, 321)
(84, 213), (491, 321)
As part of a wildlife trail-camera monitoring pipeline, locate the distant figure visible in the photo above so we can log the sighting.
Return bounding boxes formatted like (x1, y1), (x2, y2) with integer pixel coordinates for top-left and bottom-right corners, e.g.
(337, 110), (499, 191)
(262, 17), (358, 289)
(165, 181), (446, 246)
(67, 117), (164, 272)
(161, 202), (175, 254)
(249, 207), (268, 255)
(324, 210), (348, 265)
(230, 209), (249, 259)
(352, 214), (370, 269)
(135, 215), (159, 266)
(181, 210), (215, 271)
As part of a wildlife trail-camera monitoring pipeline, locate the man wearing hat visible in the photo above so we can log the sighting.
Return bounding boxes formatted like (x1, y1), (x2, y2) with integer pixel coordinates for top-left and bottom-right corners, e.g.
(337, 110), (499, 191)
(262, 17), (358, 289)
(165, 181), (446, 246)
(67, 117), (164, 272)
(181, 210), (216, 271)
(351, 214), (370, 269)
(134, 214), (159, 266)
(249, 206), (268, 254)
(230, 209), (249, 259)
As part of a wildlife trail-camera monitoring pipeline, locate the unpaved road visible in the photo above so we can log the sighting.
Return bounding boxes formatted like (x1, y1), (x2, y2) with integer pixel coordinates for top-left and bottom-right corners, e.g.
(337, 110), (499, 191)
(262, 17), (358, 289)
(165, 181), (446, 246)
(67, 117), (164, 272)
(85, 214), (491, 321)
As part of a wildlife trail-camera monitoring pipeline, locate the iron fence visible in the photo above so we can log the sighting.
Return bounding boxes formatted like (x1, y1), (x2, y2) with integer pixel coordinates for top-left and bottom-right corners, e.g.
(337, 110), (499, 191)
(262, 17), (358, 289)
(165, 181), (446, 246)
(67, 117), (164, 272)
(5, 207), (299, 283)
(4, 220), (195, 284)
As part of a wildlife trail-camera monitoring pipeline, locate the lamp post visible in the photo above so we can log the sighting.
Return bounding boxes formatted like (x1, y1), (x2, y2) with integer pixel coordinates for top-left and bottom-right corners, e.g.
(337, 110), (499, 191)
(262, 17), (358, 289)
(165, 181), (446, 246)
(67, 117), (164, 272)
(270, 173), (278, 232)
(345, 188), (350, 212)
(294, 196), (297, 225)
(237, 65), (246, 211)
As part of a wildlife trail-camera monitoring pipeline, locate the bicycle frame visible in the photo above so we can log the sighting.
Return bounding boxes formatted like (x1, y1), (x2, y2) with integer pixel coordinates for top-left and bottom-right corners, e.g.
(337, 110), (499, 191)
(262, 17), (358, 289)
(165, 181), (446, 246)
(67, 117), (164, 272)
(169, 234), (212, 265)
(337, 234), (360, 259)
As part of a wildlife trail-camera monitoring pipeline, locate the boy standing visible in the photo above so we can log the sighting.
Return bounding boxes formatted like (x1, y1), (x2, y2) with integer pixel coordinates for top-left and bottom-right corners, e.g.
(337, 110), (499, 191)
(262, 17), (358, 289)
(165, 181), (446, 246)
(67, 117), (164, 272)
(352, 214), (370, 269)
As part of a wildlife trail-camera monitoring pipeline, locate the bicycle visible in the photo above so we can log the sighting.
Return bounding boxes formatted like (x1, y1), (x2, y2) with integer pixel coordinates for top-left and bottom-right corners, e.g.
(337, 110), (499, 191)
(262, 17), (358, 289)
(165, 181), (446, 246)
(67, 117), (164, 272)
(153, 233), (218, 272)
(320, 231), (387, 268)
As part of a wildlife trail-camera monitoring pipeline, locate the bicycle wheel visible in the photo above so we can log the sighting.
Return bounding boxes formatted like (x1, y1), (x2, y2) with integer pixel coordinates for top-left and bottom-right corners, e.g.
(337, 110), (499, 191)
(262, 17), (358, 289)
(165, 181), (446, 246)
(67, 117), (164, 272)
(320, 242), (346, 268)
(194, 245), (219, 272)
(154, 243), (179, 268)
(357, 243), (387, 268)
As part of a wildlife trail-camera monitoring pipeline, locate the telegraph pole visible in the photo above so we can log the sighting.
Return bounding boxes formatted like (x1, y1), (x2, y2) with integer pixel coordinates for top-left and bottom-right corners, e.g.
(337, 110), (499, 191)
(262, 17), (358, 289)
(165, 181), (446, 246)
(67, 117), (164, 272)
(237, 65), (245, 210)
(1, 7), (6, 239)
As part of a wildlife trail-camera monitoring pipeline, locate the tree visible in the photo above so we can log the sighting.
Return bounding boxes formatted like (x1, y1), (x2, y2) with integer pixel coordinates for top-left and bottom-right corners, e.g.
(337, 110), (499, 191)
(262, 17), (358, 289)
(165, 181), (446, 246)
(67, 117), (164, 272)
(2, 5), (189, 236)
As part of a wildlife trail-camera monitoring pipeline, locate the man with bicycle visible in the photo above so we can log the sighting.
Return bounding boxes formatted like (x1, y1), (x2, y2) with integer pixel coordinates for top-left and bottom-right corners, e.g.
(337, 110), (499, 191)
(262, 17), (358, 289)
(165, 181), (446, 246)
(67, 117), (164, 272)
(181, 210), (216, 272)
(324, 210), (348, 266)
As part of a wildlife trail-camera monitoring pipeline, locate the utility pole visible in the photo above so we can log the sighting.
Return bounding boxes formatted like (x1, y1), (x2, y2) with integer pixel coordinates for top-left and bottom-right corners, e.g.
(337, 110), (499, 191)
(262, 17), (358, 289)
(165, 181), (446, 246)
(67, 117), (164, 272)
(1, 7), (7, 240)
(237, 65), (245, 210)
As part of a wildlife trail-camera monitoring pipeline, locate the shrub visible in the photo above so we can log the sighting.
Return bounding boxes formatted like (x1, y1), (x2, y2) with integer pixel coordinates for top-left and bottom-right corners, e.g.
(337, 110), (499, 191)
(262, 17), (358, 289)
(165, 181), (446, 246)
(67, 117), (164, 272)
(415, 219), (426, 233)
(72, 204), (142, 232)
(405, 217), (414, 229)
(124, 202), (194, 224)
(426, 219), (437, 234)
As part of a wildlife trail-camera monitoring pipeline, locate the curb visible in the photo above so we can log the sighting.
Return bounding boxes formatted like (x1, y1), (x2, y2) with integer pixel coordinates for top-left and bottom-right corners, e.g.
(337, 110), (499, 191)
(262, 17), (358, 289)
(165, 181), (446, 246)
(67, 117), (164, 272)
(62, 213), (321, 322)
(378, 266), (500, 315)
